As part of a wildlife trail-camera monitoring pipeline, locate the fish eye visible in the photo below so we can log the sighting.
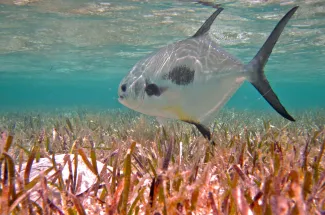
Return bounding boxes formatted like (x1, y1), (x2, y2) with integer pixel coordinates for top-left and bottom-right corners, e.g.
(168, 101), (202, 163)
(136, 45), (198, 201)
(121, 84), (127, 92)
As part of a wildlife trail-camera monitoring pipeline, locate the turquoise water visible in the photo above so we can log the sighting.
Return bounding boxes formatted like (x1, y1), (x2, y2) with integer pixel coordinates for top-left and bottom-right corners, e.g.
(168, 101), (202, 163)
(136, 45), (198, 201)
(0, 0), (324, 115)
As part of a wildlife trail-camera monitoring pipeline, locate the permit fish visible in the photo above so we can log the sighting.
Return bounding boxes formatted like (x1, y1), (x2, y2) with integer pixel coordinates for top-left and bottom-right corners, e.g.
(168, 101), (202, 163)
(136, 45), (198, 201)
(118, 7), (297, 144)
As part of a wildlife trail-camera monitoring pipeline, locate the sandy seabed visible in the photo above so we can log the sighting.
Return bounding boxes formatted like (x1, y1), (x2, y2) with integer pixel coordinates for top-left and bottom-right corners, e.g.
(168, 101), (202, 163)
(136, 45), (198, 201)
(0, 109), (325, 214)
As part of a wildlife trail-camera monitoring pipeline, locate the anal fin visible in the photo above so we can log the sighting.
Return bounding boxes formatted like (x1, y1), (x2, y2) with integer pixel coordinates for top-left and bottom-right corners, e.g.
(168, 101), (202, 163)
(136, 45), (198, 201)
(156, 116), (168, 127)
(183, 120), (215, 145)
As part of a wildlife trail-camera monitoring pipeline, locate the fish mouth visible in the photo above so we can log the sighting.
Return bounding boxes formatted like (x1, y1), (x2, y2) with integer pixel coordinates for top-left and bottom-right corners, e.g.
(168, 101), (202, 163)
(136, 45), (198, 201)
(118, 95), (127, 106)
(118, 97), (124, 105)
(118, 92), (144, 111)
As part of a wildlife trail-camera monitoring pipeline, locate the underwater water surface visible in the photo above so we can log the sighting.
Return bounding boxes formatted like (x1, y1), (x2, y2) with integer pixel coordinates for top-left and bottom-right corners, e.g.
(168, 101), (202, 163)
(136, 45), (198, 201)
(0, 0), (324, 116)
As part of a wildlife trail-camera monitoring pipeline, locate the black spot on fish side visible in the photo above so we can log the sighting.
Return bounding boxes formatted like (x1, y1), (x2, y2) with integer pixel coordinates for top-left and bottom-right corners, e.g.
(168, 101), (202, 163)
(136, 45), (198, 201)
(165, 65), (195, 85)
(145, 83), (161, 97)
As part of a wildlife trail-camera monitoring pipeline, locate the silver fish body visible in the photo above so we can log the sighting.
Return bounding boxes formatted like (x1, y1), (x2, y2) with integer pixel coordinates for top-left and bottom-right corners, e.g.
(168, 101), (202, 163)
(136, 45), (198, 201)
(118, 7), (298, 143)
(121, 36), (244, 123)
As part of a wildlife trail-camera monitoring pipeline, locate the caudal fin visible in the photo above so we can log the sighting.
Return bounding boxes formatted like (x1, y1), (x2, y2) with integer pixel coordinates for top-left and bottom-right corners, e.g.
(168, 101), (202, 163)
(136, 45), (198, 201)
(246, 6), (298, 121)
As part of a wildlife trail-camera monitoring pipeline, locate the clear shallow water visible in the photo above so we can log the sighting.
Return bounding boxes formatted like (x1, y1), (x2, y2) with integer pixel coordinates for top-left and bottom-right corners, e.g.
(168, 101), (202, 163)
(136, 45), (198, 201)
(0, 0), (324, 115)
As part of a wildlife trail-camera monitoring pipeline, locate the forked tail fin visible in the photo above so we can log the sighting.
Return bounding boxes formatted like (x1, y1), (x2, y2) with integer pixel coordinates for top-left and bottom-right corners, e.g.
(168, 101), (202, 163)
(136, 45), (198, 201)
(246, 6), (298, 121)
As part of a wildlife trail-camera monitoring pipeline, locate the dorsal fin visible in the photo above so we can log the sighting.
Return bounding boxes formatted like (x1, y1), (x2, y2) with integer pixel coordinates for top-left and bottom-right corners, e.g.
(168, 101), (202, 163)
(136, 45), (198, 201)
(192, 7), (224, 38)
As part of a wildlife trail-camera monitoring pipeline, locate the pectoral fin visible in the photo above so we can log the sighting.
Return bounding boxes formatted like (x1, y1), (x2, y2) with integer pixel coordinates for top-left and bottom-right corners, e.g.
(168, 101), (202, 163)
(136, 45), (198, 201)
(145, 83), (168, 97)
